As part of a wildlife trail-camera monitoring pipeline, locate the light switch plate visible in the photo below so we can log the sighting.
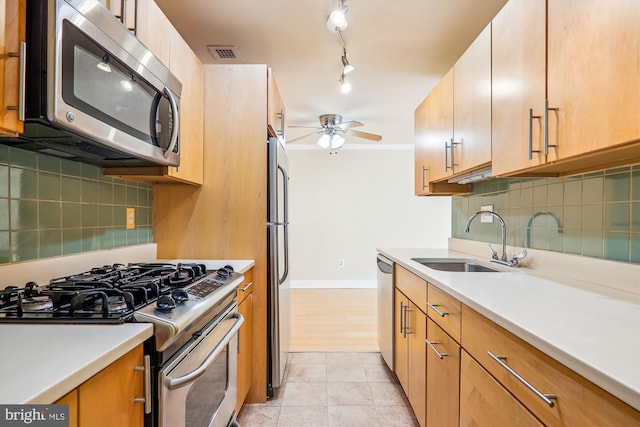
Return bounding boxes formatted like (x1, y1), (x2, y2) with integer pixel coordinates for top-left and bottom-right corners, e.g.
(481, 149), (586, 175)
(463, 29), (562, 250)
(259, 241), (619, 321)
(481, 205), (494, 223)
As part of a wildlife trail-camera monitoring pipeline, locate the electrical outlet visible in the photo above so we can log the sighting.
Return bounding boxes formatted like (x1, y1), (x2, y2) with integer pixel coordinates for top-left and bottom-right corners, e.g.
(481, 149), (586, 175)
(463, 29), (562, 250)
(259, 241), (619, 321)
(338, 259), (345, 268)
(126, 207), (135, 229)
(481, 205), (494, 223)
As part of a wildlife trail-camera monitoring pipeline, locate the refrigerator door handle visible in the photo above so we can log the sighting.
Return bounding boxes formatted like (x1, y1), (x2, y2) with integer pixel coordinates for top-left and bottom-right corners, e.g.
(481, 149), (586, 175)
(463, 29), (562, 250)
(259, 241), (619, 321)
(277, 162), (290, 285)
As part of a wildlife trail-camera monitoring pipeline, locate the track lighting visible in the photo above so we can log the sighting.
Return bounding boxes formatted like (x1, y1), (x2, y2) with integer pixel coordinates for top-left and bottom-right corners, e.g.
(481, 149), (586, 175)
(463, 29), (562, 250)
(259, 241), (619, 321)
(326, 1), (348, 32)
(339, 74), (352, 94)
(341, 49), (354, 74)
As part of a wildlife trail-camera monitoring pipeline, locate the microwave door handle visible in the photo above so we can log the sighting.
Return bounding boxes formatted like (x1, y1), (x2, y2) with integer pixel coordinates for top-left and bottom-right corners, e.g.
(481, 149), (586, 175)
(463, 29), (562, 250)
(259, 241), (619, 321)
(163, 87), (180, 159)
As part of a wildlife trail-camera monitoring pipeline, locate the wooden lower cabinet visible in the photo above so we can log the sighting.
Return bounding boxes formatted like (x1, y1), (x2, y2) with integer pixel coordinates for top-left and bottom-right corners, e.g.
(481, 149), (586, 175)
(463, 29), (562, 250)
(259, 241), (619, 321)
(462, 305), (640, 427)
(78, 345), (145, 427)
(236, 269), (254, 413)
(54, 390), (78, 427)
(394, 288), (426, 427)
(460, 350), (544, 427)
(394, 288), (409, 392)
(426, 318), (460, 427)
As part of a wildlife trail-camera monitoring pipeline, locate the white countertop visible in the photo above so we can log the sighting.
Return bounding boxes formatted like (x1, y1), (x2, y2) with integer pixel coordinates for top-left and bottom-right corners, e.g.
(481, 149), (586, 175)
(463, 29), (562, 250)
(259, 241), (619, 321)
(378, 248), (640, 411)
(0, 324), (153, 404)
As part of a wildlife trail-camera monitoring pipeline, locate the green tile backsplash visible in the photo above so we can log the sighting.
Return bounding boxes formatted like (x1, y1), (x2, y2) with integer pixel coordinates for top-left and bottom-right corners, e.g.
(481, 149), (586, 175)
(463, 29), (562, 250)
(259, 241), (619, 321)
(452, 164), (640, 264)
(0, 146), (152, 264)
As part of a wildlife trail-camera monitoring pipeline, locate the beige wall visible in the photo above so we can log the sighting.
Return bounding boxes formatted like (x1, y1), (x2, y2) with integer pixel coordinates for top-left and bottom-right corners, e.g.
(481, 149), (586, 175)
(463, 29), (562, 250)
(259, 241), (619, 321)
(287, 146), (451, 283)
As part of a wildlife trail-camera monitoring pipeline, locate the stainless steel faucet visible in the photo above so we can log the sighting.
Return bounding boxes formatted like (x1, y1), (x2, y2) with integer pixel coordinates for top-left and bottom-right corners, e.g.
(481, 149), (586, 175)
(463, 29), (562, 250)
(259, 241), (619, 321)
(464, 211), (527, 267)
(464, 210), (508, 262)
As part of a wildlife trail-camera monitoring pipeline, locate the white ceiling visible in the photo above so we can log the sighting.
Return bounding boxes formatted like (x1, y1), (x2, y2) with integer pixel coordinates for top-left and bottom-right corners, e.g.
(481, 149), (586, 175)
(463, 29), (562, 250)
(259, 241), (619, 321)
(154, 0), (507, 146)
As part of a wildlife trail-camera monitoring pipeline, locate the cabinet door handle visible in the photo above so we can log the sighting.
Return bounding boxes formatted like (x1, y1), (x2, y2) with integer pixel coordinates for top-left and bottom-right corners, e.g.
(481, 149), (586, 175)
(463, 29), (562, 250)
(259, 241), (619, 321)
(7, 42), (26, 121)
(543, 99), (558, 155)
(426, 340), (448, 359)
(488, 351), (557, 407)
(528, 108), (541, 160)
(427, 303), (448, 317)
(239, 281), (253, 292)
(422, 165), (429, 190)
(133, 355), (152, 414)
(277, 109), (285, 137)
(444, 141), (450, 171)
(399, 301), (405, 334)
(403, 305), (411, 338)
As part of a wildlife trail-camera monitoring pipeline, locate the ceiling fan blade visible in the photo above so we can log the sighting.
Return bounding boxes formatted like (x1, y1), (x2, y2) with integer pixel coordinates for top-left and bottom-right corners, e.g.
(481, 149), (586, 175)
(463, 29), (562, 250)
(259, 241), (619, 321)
(346, 129), (382, 141)
(286, 130), (325, 143)
(338, 120), (364, 129)
(288, 125), (323, 129)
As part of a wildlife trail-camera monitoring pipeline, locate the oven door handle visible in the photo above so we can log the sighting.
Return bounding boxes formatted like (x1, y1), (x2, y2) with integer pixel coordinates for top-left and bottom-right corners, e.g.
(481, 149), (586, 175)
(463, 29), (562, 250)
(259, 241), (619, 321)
(166, 313), (244, 390)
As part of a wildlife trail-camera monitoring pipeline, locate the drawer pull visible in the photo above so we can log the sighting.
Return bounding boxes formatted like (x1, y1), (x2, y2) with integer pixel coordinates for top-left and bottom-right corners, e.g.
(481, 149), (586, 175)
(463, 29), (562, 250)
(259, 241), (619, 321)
(427, 303), (448, 317)
(426, 340), (448, 359)
(488, 351), (557, 407)
(239, 281), (253, 292)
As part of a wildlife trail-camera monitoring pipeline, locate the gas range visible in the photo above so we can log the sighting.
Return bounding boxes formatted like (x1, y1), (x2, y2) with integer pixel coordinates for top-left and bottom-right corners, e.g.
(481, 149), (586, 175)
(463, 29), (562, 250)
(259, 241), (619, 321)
(0, 262), (243, 346)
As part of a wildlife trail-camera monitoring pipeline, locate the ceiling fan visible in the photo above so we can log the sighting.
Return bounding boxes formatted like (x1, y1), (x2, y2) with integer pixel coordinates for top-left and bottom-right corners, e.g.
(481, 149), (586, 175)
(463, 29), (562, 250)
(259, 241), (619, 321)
(287, 114), (382, 149)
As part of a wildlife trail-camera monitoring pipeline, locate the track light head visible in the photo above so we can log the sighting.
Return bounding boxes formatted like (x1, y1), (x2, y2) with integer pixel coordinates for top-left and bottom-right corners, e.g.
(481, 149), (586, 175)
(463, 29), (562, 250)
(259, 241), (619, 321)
(339, 74), (352, 94)
(326, 1), (348, 32)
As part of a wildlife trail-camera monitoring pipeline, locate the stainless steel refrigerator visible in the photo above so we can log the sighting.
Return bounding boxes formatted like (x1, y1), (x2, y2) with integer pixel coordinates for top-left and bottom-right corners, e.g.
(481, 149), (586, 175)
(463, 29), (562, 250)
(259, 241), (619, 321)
(267, 137), (291, 398)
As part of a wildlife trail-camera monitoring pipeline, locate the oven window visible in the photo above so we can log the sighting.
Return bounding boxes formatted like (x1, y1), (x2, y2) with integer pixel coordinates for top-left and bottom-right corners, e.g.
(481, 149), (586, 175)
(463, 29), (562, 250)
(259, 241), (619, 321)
(184, 347), (229, 426)
(61, 20), (172, 148)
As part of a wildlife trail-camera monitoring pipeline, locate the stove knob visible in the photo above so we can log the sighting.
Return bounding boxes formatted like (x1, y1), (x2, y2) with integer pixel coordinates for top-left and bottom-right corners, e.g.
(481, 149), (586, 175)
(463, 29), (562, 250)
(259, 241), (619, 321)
(157, 295), (176, 311)
(172, 288), (189, 303)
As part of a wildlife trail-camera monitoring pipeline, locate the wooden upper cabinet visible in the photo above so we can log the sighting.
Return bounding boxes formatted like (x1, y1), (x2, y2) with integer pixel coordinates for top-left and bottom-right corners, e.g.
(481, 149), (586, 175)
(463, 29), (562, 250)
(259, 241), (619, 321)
(425, 70), (454, 182)
(0, 0), (26, 137)
(267, 68), (285, 140)
(452, 23), (492, 174)
(491, 0), (546, 176)
(166, 29), (204, 184)
(546, 0), (640, 161)
(104, 0), (204, 185)
(135, 0), (171, 65)
(493, 0), (640, 177)
(413, 70), (469, 195)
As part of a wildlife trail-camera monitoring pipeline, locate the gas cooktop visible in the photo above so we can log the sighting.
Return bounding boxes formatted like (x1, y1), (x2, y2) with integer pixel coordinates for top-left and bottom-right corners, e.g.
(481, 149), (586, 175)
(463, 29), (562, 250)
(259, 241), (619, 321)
(0, 262), (237, 324)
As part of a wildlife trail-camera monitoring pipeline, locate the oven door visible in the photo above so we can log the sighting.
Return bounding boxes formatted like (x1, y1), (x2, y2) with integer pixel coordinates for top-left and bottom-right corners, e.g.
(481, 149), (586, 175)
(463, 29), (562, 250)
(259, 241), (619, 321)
(159, 311), (243, 427)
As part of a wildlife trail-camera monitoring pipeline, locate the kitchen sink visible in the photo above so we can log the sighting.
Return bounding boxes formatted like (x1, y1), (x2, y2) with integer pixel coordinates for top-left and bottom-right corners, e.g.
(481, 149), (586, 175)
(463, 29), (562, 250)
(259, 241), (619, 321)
(411, 258), (503, 272)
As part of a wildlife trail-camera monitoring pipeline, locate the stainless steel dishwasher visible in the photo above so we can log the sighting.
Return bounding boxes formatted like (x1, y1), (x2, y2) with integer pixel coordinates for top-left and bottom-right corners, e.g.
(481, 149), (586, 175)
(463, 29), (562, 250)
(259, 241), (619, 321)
(376, 253), (394, 370)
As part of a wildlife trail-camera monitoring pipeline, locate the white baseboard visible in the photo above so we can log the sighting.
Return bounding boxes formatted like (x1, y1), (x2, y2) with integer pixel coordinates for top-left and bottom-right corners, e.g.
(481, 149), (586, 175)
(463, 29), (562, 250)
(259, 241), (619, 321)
(291, 280), (377, 289)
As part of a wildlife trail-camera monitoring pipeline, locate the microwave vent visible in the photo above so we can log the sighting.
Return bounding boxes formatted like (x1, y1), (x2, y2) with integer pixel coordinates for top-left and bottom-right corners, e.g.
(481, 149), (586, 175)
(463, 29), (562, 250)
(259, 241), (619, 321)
(207, 45), (241, 62)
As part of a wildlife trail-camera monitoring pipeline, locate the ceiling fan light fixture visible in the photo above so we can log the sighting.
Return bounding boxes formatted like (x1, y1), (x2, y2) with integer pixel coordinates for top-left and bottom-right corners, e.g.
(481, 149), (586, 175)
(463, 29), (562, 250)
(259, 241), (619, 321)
(330, 134), (345, 149)
(317, 134), (331, 149)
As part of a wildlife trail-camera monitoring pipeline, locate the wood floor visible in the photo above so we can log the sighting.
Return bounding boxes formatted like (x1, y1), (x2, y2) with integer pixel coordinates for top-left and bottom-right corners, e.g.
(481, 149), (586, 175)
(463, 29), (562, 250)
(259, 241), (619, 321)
(290, 288), (378, 352)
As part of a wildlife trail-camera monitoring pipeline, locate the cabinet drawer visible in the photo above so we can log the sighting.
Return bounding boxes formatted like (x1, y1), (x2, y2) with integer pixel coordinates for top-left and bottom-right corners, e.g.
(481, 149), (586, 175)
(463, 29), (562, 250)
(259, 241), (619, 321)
(462, 305), (640, 427)
(426, 284), (461, 342)
(460, 351), (544, 427)
(426, 318), (460, 427)
(236, 269), (253, 303)
(395, 265), (427, 312)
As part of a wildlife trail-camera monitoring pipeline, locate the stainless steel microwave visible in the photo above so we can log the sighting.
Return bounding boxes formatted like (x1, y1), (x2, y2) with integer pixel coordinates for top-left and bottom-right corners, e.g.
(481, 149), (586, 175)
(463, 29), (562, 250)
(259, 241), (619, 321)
(17, 0), (181, 167)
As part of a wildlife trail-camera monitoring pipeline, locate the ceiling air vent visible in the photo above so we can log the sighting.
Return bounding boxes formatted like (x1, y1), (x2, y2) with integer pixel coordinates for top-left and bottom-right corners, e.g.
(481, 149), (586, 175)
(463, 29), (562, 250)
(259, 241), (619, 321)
(207, 45), (241, 62)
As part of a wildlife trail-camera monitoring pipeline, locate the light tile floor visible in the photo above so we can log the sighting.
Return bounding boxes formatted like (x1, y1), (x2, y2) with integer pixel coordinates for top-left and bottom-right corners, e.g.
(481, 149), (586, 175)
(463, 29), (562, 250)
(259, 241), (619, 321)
(237, 352), (419, 427)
